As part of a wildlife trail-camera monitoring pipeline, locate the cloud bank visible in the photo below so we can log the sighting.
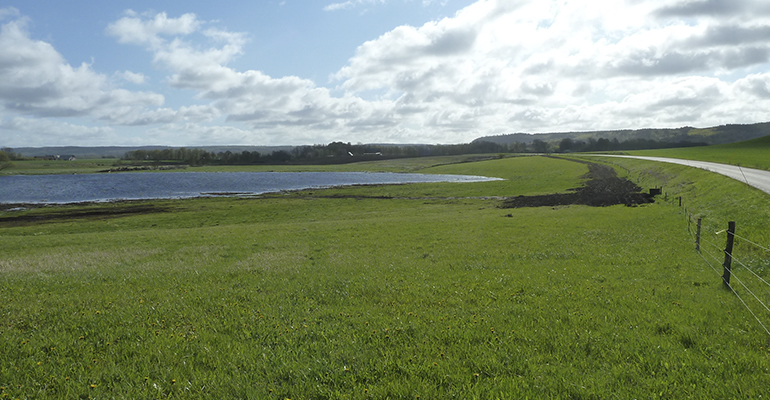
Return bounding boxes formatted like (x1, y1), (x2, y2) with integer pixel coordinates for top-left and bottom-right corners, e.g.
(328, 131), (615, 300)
(2, 0), (770, 146)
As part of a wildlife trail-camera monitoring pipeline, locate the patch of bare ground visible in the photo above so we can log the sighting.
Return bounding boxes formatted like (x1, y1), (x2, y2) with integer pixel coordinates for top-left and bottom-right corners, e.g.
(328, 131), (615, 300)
(500, 160), (657, 208)
(0, 202), (169, 226)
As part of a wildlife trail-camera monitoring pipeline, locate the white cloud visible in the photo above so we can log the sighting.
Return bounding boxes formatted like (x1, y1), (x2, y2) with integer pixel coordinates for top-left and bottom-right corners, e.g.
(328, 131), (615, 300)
(143, 122), (257, 146)
(328, 0), (770, 136)
(324, 0), (447, 12)
(106, 11), (201, 45)
(0, 16), (164, 120)
(8, 1), (770, 147)
(115, 70), (147, 84)
(738, 75), (770, 96)
(0, 117), (117, 146)
(105, 10), (409, 143)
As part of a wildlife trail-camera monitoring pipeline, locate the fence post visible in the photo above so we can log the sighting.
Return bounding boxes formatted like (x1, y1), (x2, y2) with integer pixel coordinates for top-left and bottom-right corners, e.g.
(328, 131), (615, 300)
(695, 218), (702, 251)
(721, 221), (736, 288)
(678, 197), (682, 207)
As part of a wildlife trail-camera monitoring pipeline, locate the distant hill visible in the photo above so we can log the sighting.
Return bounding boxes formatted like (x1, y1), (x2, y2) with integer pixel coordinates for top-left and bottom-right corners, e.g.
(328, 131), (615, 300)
(9, 121), (770, 158)
(473, 122), (770, 146)
(10, 145), (295, 159)
(711, 131), (770, 149)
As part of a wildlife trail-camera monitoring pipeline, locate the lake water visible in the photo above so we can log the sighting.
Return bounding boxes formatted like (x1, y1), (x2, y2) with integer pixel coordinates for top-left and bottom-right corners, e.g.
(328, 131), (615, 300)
(0, 171), (500, 204)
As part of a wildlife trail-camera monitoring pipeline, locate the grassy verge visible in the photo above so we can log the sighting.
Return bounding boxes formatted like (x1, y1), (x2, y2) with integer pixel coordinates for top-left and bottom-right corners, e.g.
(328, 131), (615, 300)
(1, 156), (769, 398)
(628, 135), (770, 171)
(583, 155), (770, 244)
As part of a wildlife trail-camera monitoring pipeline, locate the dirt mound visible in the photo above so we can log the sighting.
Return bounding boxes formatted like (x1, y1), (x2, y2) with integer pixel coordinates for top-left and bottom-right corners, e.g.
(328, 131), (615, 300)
(500, 161), (656, 208)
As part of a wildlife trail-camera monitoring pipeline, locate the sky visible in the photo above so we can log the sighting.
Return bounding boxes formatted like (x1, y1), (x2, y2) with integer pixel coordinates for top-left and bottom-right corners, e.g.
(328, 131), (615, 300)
(2, 0), (770, 147)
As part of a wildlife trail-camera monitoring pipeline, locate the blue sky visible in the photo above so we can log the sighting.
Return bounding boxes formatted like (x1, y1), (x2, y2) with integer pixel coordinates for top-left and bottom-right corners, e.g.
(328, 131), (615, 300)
(2, 0), (770, 147)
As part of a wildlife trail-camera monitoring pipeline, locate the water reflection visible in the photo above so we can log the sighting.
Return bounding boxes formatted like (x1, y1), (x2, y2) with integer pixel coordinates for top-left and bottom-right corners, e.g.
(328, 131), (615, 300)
(0, 171), (499, 204)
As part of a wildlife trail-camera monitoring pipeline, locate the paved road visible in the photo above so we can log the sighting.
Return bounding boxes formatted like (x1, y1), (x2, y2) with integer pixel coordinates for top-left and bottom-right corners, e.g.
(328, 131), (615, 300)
(582, 155), (770, 196)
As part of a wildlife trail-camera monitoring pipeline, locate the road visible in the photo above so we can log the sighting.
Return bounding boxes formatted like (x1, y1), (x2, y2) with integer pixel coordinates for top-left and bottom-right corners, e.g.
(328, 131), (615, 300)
(582, 155), (770, 196)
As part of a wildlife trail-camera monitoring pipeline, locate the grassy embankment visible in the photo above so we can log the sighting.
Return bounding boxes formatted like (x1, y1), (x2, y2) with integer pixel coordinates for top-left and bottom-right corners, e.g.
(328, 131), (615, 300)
(596, 133), (770, 248)
(629, 134), (770, 171)
(1, 155), (769, 398)
(0, 154), (505, 176)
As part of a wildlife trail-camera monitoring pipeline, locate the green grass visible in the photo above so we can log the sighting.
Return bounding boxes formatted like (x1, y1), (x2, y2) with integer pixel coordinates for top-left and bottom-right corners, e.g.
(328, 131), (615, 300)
(0, 154), (509, 176)
(1, 156), (769, 398)
(0, 158), (123, 175)
(629, 134), (770, 171)
(584, 155), (770, 243)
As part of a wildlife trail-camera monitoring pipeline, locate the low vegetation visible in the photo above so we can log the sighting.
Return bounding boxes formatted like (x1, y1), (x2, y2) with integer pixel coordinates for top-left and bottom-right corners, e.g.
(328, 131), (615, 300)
(0, 158), (123, 176)
(1, 155), (769, 398)
(630, 134), (770, 171)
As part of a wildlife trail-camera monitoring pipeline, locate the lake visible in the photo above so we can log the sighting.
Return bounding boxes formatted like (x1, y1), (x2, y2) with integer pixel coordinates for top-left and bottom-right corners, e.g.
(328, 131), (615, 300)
(0, 171), (500, 204)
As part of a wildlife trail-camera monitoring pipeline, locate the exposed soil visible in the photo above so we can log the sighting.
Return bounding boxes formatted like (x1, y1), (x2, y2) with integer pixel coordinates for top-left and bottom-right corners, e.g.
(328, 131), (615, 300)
(0, 203), (169, 226)
(500, 159), (657, 208)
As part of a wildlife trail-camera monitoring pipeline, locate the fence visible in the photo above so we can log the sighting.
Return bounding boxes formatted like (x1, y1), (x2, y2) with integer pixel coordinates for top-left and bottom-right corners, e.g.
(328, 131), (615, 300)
(679, 197), (770, 339)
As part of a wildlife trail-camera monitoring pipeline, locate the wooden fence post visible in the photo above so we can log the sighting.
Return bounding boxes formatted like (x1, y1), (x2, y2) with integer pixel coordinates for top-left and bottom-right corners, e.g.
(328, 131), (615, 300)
(695, 218), (702, 251)
(722, 221), (736, 288)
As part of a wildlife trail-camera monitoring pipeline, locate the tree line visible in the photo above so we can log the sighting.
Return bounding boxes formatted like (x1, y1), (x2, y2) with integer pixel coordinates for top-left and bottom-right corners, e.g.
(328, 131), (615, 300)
(120, 137), (705, 165)
(555, 137), (706, 153)
(121, 141), (515, 165)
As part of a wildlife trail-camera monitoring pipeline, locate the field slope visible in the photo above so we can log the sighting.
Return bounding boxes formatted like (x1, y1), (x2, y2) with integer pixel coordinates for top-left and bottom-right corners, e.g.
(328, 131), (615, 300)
(631, 134), (770, 171)
(1, 156), (769, 399)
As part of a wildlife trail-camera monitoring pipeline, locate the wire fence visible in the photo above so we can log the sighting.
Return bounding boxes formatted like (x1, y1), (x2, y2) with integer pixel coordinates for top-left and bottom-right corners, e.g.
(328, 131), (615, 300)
(679, 198), (770, 340)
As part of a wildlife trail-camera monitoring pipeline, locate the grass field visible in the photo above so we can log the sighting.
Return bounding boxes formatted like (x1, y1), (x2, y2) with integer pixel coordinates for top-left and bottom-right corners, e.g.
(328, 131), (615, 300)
(0, 158), (122, 176)
(630, 134), (770, 171)
(1, 155), (769, 398)
(0, 154), (508, 176)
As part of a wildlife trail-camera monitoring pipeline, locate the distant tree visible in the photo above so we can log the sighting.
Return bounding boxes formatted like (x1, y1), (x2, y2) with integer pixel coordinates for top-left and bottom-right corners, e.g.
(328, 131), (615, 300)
(595, 138), (611, 151)
(509, 142), (528, 153)
(558, 138), (575, 153)
(0, 150), (10, 170)
(268, 150), (292, 163)
(327, 141), (352, 157)
(1, 147), (20, 160)
(531, 139), (550, 153)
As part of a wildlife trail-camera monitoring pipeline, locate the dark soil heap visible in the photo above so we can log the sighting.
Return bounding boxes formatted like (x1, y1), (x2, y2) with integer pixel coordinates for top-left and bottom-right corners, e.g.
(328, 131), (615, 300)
(500, 160), (656, 208)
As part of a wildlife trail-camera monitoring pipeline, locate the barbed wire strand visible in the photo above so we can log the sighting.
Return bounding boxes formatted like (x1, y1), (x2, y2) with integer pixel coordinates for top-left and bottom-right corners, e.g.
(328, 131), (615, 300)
(733, 233), (770, 253)
(728, 266), (770, 316)
(696, 245), (723, 276)
(701, 237), (770, 289)
(724, 280), (770, 339)
(728, 254), (770, 290)
(690, 220), (769, 286)
(695, 238), (770, 339)
(679, 208), (770, 338)
(700, 237), (726, 254)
